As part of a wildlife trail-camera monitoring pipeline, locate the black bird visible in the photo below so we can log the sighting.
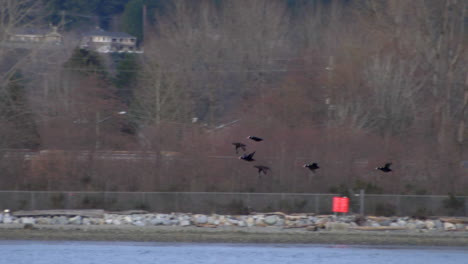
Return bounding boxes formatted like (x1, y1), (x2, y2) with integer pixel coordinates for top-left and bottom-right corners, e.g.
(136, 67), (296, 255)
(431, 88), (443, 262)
(254, 165), (270, 176)
(376, 163), (392, 173)
(247, 136), (263, 142)
(239, 151), (256, 162)
(304, 162), (320, 173)
(232, 142), (247, 154)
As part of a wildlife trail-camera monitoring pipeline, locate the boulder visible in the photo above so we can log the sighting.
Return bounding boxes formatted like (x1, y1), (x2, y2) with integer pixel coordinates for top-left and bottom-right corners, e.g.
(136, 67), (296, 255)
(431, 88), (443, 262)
(414, 220), (426, 229)
(443, 222), (456, 231)
(434, 220), (443, 230)
(149, 217), (163, 225)
(180, 220), (191, 226)
(3, 215), (13, 224)
(133, 221), (145, 226)
(52, 216), (68, 225)
(20, 217), (36, 225)
(377, 220), (392, 226)
(264, 215), (278, 225)
(36, 217), (52, 225)
(425, 220), (435, 229)
(82, 218), (91, 225)
(122, 216), (133, 224)
(69, 215), (82, 225)
(246, 217), (255, 227)
(194, 214), (208, 224)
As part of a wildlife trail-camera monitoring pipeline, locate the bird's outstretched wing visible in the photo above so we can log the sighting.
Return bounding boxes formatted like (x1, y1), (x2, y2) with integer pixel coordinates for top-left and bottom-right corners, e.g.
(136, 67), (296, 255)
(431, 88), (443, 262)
(247, 136), (263, 142)
(246, 151), (256, 159)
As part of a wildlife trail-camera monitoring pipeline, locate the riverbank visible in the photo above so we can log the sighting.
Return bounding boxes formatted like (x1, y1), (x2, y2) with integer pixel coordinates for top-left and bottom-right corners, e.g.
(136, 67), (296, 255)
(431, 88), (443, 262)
(1, 210), (468, 246)
(1, 224), (468, 246)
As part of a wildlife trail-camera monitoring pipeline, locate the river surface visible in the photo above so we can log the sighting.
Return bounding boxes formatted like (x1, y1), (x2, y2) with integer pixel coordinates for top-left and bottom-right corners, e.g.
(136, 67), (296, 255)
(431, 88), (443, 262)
(1, 241), (467, 264)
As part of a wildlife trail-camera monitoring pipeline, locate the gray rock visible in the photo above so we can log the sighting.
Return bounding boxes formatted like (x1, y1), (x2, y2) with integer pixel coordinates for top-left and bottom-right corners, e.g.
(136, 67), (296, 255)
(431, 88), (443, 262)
(20, 217), (36, 225)
(308, 216), (317, 224)
(434, 220), (443, 230)
(378, 220), (392, 226)
(0, 213), (3, 223)
(207, 216), (217, 225)
(122, 216), (133, 224)
(89, 218), (104, 225)
(228, 218), (239, 225)
(396, 219), (407, 227)
(36, 217), (52, 225)
(414, 220), (426, 229)
(444, 222), (456, 231)
(150, 218), (163, 225)
(264, 215), (278, 225)
(180, 220), (191, 226)
(275, 218), (285, 226)
(425, 220), (435, 229)
(255, 217), (265, 226)
(162, 219), (172, 225)
(407, 223), (417, 230)
(194, 215), (208, 224)
(131, 215), (143, 222)
(69, 215), (82, 225)
(52, 216), (68, 225)
(3, 215), (13, 224)
(246, 217), (255, 227)
(133, 221), (145, 226)
(82, 218), (91, 225)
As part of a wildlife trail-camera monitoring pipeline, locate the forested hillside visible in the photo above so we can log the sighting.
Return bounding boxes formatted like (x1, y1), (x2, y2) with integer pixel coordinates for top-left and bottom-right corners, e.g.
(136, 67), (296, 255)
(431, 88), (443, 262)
(0, 0), (466, 195)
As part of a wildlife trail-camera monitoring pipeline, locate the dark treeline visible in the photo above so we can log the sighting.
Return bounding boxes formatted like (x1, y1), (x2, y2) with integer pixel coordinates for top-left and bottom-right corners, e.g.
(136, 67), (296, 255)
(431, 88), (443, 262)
(0, 0), (466, 195)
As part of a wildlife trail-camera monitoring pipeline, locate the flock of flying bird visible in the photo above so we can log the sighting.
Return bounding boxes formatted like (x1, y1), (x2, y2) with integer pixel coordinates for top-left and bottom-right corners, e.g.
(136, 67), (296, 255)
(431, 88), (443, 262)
(233, 136), (393, 176)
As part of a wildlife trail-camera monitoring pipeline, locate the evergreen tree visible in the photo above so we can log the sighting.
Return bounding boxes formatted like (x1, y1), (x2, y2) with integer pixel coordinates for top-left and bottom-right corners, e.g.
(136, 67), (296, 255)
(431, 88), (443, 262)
(63, 48), (108, 79)
(121, 0), (145, 42)
(113, 54), (139, 105)
(0, 71), (40, 148)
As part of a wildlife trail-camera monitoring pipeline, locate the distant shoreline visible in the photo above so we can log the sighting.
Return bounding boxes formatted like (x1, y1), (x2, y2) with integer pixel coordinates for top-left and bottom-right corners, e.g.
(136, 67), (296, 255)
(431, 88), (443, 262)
(1, 224), (468, 246)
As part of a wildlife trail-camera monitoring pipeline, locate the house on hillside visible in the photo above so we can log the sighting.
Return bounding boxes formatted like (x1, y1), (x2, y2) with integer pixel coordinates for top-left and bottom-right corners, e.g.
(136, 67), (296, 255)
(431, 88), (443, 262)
(80, 28), (139, 53)
(8, 26), (62, 44)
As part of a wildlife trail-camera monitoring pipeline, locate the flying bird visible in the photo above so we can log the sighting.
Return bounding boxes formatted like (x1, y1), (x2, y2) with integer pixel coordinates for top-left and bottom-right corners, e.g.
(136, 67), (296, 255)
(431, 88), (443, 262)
(304, 162), (320, 173)
(239, 151), (256, 162)
(232, 142), (247, 154)
(247, 136), (263, 142)
(376, 163), (392, 173)
(254, 165), (270, 176)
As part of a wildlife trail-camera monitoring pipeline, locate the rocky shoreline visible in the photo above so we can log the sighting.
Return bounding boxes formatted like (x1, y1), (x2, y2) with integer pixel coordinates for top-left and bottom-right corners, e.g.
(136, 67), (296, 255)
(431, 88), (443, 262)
(1, 210), (468, 245)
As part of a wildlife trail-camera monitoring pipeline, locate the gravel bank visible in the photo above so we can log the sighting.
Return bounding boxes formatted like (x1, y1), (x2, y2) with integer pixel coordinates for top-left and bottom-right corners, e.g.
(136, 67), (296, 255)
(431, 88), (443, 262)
(1, 224), (468, 246)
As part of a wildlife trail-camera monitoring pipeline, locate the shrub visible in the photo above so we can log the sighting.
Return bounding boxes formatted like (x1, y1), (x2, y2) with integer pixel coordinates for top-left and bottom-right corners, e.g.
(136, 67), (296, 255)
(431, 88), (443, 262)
(375, 202), (396, 216)
(442, 193), (465, 216)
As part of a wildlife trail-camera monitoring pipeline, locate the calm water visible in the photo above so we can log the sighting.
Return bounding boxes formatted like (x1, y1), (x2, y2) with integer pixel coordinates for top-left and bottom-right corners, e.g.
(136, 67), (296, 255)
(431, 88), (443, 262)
(0, 241), (467, 264)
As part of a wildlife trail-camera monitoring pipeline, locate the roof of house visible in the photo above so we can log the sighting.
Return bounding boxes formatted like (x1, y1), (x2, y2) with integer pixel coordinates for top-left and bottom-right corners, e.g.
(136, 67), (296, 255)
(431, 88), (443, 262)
(83, 28), (136, 39)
